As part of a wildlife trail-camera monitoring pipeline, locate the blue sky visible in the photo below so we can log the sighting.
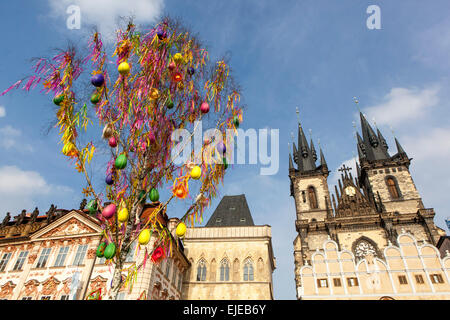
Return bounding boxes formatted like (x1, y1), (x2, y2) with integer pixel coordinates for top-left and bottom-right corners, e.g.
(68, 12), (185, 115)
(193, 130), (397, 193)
(1, 0), (450, 300)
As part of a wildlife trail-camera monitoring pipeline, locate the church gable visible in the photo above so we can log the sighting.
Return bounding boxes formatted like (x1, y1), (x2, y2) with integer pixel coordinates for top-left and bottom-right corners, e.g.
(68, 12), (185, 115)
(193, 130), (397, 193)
(32, 211), (101, 240)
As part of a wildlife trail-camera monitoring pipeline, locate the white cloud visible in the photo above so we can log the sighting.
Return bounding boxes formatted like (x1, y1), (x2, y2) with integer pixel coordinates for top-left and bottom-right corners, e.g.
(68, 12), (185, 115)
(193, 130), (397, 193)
(0, 106), (5, 118)
(0, 166), (73, 216)
(47, 0), (164, 40)
(0, 125), (33, 152)
(363, 86), (440, 127)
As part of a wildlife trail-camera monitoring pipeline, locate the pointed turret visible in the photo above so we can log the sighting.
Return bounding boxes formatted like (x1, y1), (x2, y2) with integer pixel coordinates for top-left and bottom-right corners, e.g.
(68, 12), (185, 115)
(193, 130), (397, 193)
(310, 139), (318, 162)
(320, 148), (327, 168)
(297, 124), (316, 172)
(377, 128), (390, 158)
(359, 113), (390, 161)
(289, 153), (295, 171)
(293, 142), (298, 164)
(395, 137), (407, 156)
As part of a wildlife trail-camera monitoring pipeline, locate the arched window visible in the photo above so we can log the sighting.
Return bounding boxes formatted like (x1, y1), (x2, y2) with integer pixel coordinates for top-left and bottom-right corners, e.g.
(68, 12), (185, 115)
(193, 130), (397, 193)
(386, 177), (400, 199)
(220, 259), (230, 281)
(243, 259), (254, 281)
(196, 259), (207, 281)
(308, 186), (318, 209)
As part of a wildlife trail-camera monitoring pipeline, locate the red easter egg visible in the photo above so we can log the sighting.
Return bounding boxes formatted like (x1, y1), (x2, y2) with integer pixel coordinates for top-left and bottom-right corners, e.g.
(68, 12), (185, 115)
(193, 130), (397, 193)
(109, 136), (117, 148)
(168, 62), (176, 70)
(148, 130), (156, 144)
(102, 204), (116, 220)
(200, 102), (210, 114)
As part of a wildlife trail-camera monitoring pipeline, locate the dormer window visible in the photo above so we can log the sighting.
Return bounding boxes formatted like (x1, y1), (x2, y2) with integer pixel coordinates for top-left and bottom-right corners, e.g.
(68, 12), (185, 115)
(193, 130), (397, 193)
(240, 218), (246, 223)
(216, 218), (222, 223)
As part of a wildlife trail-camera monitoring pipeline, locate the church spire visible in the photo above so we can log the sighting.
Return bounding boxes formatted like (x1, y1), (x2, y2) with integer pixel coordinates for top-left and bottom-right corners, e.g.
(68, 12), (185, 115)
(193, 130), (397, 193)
(395, 137), (407, 156)
(359, 112), (389, 161)
(297, 123), (316, 172)
(320, 147), (327, 168)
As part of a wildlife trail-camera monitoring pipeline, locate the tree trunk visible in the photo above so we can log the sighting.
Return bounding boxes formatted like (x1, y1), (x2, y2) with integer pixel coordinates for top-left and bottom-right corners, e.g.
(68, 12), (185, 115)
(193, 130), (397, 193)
(108, 202), (141, 299)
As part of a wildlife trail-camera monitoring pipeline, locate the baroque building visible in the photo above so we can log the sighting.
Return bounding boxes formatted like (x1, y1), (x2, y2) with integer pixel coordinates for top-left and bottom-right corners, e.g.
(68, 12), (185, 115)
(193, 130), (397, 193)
(289, 112), (449, 300)
(0, 202), (188, 300)
(182, 195), (276, 300)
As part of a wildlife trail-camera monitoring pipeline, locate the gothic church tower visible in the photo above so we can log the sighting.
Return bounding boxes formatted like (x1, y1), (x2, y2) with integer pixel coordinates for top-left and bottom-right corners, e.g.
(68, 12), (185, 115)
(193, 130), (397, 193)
(289, 112), (448, 300)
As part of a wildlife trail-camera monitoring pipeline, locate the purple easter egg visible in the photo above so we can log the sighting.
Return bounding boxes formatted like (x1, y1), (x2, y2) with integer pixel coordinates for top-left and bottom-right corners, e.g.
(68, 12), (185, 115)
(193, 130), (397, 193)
(187, 67), (195, 76)
(217, 142), (226, 155)
(91, 74), (105, 87)
(105, 173), (114, 185)
(157, 28), (166, 39)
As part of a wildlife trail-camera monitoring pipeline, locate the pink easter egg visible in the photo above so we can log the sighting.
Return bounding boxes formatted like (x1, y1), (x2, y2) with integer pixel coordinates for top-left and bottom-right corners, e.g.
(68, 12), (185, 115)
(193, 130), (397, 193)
(200, 102), (210, 114)
(109, 136), (117, 148)
(102, 204), (116, 220)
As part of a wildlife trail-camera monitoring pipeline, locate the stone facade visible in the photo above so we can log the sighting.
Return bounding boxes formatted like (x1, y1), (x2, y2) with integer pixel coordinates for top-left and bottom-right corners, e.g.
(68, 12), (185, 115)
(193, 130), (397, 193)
(289, 113), (449, 300)
(0, 206), (189, 300)
(298, 232), (450, 300)
(182, 225), (276, 300)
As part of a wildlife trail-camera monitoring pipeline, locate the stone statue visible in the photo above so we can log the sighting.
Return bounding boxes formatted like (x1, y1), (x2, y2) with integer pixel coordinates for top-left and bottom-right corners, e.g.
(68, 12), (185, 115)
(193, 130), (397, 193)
(79, 199), (87, 211)
(1, 212), (11, 228)
(15, 210), (26, 226)
(30, 207), (39, 224)
(46, 204), (56, 224)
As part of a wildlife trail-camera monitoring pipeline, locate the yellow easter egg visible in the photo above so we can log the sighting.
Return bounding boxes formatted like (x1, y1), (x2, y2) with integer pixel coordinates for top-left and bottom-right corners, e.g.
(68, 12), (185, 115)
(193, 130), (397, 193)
(118, 207), (129, 222)
(176, 222), (186, 238)
(138, 229), (151, 245)
(118, 61), (131, 75)
(150, 88), (160, 99)
(190, 166), (202, 180)
(173, 53), (183, 64)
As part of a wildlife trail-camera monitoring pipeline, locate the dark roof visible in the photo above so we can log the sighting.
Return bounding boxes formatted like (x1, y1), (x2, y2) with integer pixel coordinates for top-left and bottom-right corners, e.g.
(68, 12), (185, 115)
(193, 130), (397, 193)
(205, 195), (255, 227)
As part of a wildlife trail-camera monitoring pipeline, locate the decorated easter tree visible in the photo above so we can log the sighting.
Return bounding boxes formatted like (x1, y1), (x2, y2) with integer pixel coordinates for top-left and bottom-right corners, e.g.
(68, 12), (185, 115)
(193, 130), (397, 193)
(1, 19), (243, 299)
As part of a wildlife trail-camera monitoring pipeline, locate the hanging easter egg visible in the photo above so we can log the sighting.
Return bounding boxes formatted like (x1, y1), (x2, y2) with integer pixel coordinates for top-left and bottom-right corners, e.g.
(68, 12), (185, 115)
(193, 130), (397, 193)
(150, 88), (160, 100)
(172, 72), (182, 82)
(233, 116), (240, 128)
(91, 74), (104, 87)
(167, 98), (174, 109)
(157, 28), (166, 39)
(86, 200), (97, 214)
(200, 102), (210, 114)
(149, 188), (160, 202)
(138, 229), (151, 245)
(177, 82), (184, 90)
(118, 61), (130, 75)
(168, 61), (176, 70)
(187, 67), (195, 76)
(148, 130), (156, 144)
(137, 190), (146, 204)
(96, 242), (107, 258)
(151, 246), (164, 263)
(102, 124), (113, 140)
(223, 157), (229, 170)
(90, 93), (101, 104)
(118, 207), (129, 223)
(104, 243), (116, 260)
(53, 94), (64, 106)
(109, 136), (117, 148)
(173, 53), (183, 64)
(102, 203), (116, 220)
(190, 166), (202, 180)
(105, 173), (114, 185)
(217, 142), (226, 155)
(176, 222), (187, 238)
(115, 154), (127, 170)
